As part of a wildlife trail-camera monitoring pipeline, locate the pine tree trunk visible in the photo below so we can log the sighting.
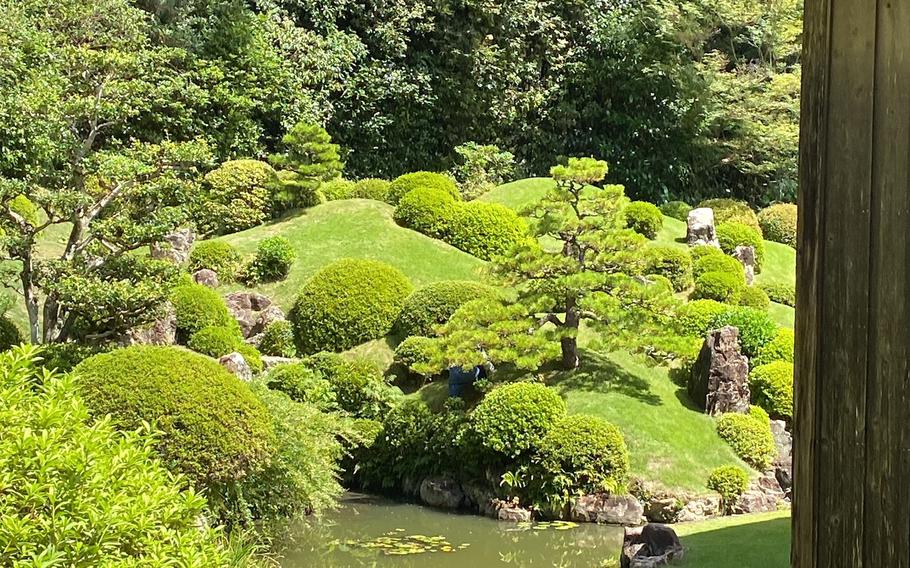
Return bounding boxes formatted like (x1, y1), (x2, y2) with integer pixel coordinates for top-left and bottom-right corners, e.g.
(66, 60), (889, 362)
(560, 301), (581, 370)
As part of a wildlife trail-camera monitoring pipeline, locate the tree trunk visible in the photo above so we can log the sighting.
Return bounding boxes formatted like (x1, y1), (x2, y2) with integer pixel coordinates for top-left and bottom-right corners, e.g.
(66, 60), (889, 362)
(560, 301), (580, 370)
(19, 252), (39, 344)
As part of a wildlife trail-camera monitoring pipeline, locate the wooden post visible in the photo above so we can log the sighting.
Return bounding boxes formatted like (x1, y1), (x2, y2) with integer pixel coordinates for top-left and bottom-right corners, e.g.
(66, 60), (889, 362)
(794, 0), (910, 566)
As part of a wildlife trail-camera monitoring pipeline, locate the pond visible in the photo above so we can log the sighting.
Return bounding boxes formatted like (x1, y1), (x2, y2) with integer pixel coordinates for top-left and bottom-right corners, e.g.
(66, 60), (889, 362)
(275, 493), (625, 567)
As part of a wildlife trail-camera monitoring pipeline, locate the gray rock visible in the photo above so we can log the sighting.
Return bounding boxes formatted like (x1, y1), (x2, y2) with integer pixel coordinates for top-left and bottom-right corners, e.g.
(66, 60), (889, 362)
(261, 355), (298, 370)
(676, 495), (721, 522)
(123, 304), (176, 346)
(419, 477), (465, 510)
(688, 326), (751, 415)
(733, 490), (780, 515)
(570, 494), (644, 526)
(219, 352), (252, 381)
(495, 501), (532, 522)
(770, 420), (793, 498)
(150, 228), (195, 265)
(733, 246), (756, 285)
(686, 208), (720, 248)
(621, 524), (685, 568)
(252, 305), (286, 336)
(644, 496), (682, 524)
(193, 269), (219, 288)
(225, 292), (276, 338)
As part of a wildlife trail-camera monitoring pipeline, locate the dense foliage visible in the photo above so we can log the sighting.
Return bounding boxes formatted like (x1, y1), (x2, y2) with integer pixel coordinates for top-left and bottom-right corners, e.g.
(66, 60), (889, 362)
(387, 172), (460, 205)
(708, 307), (777, 358)
(750, 361), (794, 420)
(171, 282), (237, 340)
(243, 236), (297, 283)
(393, 186), (460, 238)
(645, 246), (694, 292)
(693, 271), (743, 303)
(199, 160), (278, 235)
(707, 465), (750, 514)
(759, 203), (798, 248)
(699, 199), (762, 234)
(307, 352), (398, 419)
(270, 122), (344, 210)
(716, 408), (777, 470)
(624, 201), (663, 239)
(737, 286), (771, 310)
(264, 363), (336, 411)
(259, 320), (298, 358)
(760, 282), (797, 307)
(676, 299), (730, 338)
(395, 281), (501, 337)
(753, 327), (795, 367)
(717, 222), (766, 272)
(471, 382), (567, 459)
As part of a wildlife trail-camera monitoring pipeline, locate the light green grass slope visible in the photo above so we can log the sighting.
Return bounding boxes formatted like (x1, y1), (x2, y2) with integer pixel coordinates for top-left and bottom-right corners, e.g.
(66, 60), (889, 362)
(676, 510), (791, 568)
(218, 199), (485, 310)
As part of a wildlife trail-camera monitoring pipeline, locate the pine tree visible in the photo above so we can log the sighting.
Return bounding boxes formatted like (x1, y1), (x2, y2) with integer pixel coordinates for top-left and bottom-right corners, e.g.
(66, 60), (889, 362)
(271, 122), (343, 209)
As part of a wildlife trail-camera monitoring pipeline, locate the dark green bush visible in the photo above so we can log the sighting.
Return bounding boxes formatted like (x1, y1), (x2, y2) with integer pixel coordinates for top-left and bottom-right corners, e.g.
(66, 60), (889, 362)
(395, 280), (501, 337)
(644, 246), (693, 291)
(448, 201), (527, 260)
(259, 320), (297, 357)
(319, 178), (355, 201)
(709, 306), (777, 357)
(264, 362), (336, 411)
(738, 286), (771, 311)
(750, 361), (794, 421)
(393, 186), (459, 238)
(349, 178), (392, 201)
(471, 382), (566, 458)
(244, 236), (296, 283)
(758, 203), (797, 248)
(189, 240), (242, 282)
(693, 253), (745, 281)
(188, 325), (243, 358)
(624, 201), (663, 239)
(387, 171), (459, 205)
(170, 282), (237, 340)
(290, 259), (413, 353)
(0, 316), (23, 351)
(759, 282), (796, 307)
(715, 409), (776, 470)
(693, 271), (743, 303)
(199, 159), (278, 235)
(307, 352), (397, 419)
(393, 336), (440, 379)
(660, 200), (692, 221)
(753, 327), (794, 367)
(716, 222), (765, 272)
(75, 346), (274, 487)
(698, 198), (762, 234)
(676, 299), (730, 338)
(707, 465), (750, 513)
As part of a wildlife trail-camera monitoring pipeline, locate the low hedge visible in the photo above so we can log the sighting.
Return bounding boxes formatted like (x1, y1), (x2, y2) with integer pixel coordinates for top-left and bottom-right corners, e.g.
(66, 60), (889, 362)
(759, 282), (796, 307)
(320, 178), (355, 201)
(753, 327), (795, 367)
(693, 253), (745, 281)
(393, 186), (459, 239)
(188, 325), (242, 358)
(737, 286), (771, 311)
(243, 236), (296, 283)
(199, 159), (278, 235)
(471, 382), (566, 459)
(170, 283), (237, 340)
(264, 362), (336, 410)
(307, 352), (397, 419)
(707, 465), (749, 513)
(750, 361), (794, 421)
(395, 280), (501, 337)
(349, 178), (392, 201)
(624, 201), (663, 239)
(715, 408), (776, 470)
(387, 172), (459, 205)
(259, 320), (297, 358)
(758, 203), (797, 248)
(645, 246), (693, 292)
(447, 201), (527, 260)
(676, 299), (730, 338)
(693, 271), (743, 303)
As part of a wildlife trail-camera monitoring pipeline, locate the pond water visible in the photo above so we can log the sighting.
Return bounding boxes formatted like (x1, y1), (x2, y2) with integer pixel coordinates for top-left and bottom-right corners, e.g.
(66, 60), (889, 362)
(275, 493), (624, 567)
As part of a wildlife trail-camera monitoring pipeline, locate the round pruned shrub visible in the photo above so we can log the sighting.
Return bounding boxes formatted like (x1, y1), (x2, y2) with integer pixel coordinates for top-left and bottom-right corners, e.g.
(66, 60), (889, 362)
(387, 172), (459, 205)
(709, 306), (777, 358)
(244, 236), (296, 284)
(693, 253), (745, 281)
(395, 280), (501, 337)
(448, 201), (527, 260)
(645, 246), (693, 292)
(349, 178), (392, 201)
(189, 240), (241, 282)
(624, 201), (663, 239)
(693, 271), (743, 303)
(319, 178), (355, 201)
(170, 282), (237, 340)
(75, 346), (274, 487)
(259, 320), (297, 358)
(393, 186), (459, 239)
(307, 352), (397, 419)
(265, 362), (336, 410)
(676, 299), (730, 338)
(753, 327), (795, 367)
(200, 159), (278, 235)
(758, 203), (797, 248)
(689, 244), (727, 264)
(715, 409), (776, 470)
(716, 222), (765, 272)
(393, 335), (440, 379)
(0, 316), (23, 351)
(759, 282), (796, 307)
(738, 286), (771, 311)
(533, 414), (631, 499)
(660, 200), (692, 221)
(707, 465), (750, 514)
(698, 198), (762, 235)
(188, 325), (242, 358)
(290, 259), (413, 354)
(471, 382), (566, 458)
(750, 361), (794, 421)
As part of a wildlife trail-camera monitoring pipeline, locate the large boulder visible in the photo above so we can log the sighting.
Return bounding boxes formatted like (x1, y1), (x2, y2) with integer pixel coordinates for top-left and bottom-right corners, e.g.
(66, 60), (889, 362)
(419, 477), (465, 510)
(688, 326), (751, 415)
(150, 228), (195, 265)
(621, 524), (685, 568)
(224, 292), (281, 338)
(770, 419), (793, 497)
(193, 269), (219, 288)
(686, 208), (720, 247)
(219, 352), (252, 381)
(570, 494), (644, 526)
(123, 304), (177, 346)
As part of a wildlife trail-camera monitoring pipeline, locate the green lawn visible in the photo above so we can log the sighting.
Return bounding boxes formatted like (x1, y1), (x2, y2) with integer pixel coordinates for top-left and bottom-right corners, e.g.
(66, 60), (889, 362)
(217, 199), (485, 310)
(676, 510), (791, 568)
(479, 177), (555, 211)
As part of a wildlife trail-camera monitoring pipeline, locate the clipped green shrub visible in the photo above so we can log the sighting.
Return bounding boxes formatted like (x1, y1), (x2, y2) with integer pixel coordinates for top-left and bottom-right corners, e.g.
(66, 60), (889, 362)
(350, 178), (392, 201)
(693, 271), (743, 303)
(709, 306), (777, 357)
(645, 246), (693, 291)
(753, 328), (795, 367)
(0, 347), (249, 566)
(393, 336), (440, 379)
(188, 325), (242, 358)
(660, 200), (692, 221)
(237, 343), (264, 374)
(319, 178), (355, 201)
(393, 186), (459, 238)
(738, 286), (771, 311)
(395, 280), (501, 337)
(750, 361), (794, 420)
(259, 320), (297, 358)
(759, 282), (796, 307)
(532, 415), (630, 502)
(307, 352), (397, 419)
(448, 201), (527, 260)
(387, 172), (459, 205)
(200, 159), (278, 235)
(644, 274), (674, 293)
(75, 346), (274, 487)
(707, 465), (750, 513)
(189, 240), (242, 282)
(170, 282), (236, 340)
(717, 222), (765, 272)
(290, 259), (413, 353)
(693, 253), (745, 281)
(471, 382), (566, 458)
(758, 203), (798, 248)
(624, 201), (663, 239)
(265, 362), (336, 411)
(0, 316), (23, 351)
(39, 343), (111, 373)
(689, 244), (727, 264)
(715, 410), (776, 470)
(698, 198), (762, 234)
(676, 299), (730, 338)
(243, 236), (296, 284)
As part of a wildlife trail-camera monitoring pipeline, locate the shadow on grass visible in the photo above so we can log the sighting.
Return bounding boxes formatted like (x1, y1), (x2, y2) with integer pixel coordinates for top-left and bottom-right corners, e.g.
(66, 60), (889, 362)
(546, 349), (662, 406)
(674, 388), (703, 413)
(680, 516), (790, 568)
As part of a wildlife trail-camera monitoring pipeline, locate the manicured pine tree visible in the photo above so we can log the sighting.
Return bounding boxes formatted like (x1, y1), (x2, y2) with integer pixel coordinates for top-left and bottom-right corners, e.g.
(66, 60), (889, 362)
(270, 122), (344, 210)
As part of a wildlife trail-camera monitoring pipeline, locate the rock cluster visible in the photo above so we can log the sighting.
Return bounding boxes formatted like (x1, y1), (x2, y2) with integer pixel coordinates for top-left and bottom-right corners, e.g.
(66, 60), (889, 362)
(224, 292), (285, 340)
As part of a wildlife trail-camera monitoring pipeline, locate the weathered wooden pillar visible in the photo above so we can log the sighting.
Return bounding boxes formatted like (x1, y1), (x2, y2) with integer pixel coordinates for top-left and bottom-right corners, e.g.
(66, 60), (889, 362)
(794, 0), (910, 566)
